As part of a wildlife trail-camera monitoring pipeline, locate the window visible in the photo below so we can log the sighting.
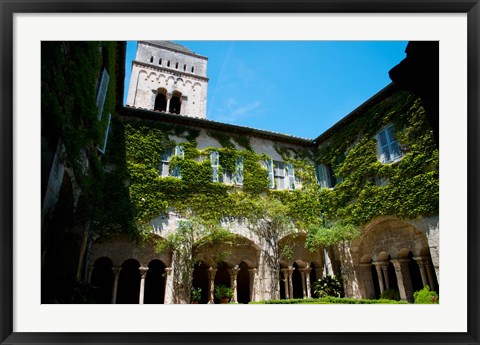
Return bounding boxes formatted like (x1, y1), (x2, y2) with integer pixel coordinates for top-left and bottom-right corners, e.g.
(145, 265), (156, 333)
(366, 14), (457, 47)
(183, 64), (186, 71)
(235, 157), (244, 185)
(191, 66), (194, 73)
(273, 161), (287, 190)
(221, 169), (234, 184)
(159, 58), (162, 65)
(316, 163), (333, 189)
(210, 151), (220, 182)
(167, 60), (170, 67)
(376, 125), (402, 163)
(96, 68), (110, 120)
(159, 146), (184, 177)
(150, 56), (153, 63)
(175, 62), (179, 69)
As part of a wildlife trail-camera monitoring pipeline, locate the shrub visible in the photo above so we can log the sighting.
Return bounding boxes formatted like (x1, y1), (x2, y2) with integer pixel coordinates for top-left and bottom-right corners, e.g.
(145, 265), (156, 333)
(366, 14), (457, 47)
(380, 289), (400, 301)
(413, 285), (439, 304)
(313, 275), (342, 298)
(214, 284), (233, 299)
(249, 296), (408, 304)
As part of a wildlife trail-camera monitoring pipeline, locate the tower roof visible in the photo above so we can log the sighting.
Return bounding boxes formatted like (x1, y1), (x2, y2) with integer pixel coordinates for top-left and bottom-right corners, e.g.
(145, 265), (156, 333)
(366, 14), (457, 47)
(143, 41), (194, 54)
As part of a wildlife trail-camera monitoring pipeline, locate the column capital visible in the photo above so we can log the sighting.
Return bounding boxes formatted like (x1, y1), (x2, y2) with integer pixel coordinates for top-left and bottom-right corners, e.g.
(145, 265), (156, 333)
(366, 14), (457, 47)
(139, 266), (149, 279)
(112, 266), (122, 275)
(165, 267), (172, 276)
(208, 267), (217, 280)
(248, 268), (258, 274)
(228, 266), (241, 277)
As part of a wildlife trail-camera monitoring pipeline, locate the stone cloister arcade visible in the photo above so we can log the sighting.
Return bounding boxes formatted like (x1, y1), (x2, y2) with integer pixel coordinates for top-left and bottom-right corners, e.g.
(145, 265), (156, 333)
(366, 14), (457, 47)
(350, 217), (439, 301)
(88, 233), (327, 304)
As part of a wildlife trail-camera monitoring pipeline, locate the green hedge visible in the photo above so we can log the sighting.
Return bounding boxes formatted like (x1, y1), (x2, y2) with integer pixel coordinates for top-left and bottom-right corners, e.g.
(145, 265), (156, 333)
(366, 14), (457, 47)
(250, 296), (408, 304)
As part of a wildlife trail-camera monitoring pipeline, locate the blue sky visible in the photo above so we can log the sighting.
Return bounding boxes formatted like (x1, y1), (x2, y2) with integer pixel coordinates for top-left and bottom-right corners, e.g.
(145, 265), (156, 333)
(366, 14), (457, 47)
(123, 41), (408, 139)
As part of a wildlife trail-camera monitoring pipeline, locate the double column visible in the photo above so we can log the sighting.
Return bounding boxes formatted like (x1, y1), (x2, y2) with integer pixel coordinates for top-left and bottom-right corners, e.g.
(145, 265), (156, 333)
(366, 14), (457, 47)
(413, 256), (437, 291)
(281, 265), (312, 299)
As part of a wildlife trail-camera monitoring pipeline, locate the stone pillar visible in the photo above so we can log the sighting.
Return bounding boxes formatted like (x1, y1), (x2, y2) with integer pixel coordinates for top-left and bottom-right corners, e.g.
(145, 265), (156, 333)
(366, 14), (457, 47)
(288, 266), (295, 299)
(138, 267), (149, 304)
(413, 257), (429, 288)
(164, 267), (172, 304)
(425, 261), (437, 291)
(111, 266), (122, 304)
(248, 268), (257, 302)
(87, 265), (94, 285)
(281, 269), (290, 299)
(359, 263), (375, 299)
(391, 259), (413, 301)
(228, 265), (240, 303)
(299, 268), (307, 298)
(166, 93), (172, 113)
(207, 267), (217, 304)
(381, 262), (391, 290)
(373, 262), (385, 294)
(305, 267), (312, 298)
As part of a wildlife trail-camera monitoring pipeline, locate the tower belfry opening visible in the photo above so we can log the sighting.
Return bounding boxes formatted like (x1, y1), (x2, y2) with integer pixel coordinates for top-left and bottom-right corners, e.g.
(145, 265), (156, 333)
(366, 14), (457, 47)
(126, 41), (209, 119)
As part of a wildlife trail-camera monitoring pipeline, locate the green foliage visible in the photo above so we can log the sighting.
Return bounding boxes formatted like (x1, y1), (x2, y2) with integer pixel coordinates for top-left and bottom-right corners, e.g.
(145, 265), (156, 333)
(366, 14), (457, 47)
(314, 92), (438, 227)
(214, 284), (234, 299)
(250, 296), (408, 304)
(306, 222), (361, 251)
(313, 275), (342, 298)
(413, 285), (439, 304)
(190, 287), (202, 302)
(380, 289), (401, 301)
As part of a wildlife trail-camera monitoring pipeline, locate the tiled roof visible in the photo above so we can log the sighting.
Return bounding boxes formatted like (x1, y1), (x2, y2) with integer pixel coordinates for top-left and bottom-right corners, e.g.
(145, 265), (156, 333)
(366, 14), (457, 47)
(144, 41), (194, 54)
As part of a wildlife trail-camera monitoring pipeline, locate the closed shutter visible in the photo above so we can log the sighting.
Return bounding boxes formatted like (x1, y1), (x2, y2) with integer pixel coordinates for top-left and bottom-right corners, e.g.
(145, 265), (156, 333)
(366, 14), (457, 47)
(316, 164), (329, 188)
(266, 159), (274, 188)
(211, 151), (220, 182)
(235, 156), (244, 185)
(287, 163), (295, 190)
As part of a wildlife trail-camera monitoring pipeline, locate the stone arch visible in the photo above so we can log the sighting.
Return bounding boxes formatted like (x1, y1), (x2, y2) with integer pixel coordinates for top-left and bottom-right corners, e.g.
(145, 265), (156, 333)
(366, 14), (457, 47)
(116, 259), (141, 304)
(90, 257), (114, 303)
(166, 76), (175, 86)
(291, 262), (303, 299)
(192, 82), (201, 92)
(144, 259), (166, 304)
(351, 217), (438, 301)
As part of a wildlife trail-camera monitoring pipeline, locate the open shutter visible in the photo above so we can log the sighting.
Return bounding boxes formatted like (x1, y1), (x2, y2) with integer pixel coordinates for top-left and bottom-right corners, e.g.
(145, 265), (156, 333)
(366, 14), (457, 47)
(316, 164), (328, 188)
(266, 159), (274, 188)
(98, 113), (112, 154)
(96, 69), (110, 121)
(287, 163), (295, 190)
(210, 151), (219, 182)
(173, 146), (184, 177)
(377, 129), (390, 163)
(235, 156), (244, 185)
(386, 125), (401, 160)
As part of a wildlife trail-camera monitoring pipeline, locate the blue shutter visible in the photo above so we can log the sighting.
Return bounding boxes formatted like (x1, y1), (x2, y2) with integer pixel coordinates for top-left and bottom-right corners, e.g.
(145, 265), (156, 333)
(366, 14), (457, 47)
(99, 113), (111, 154)
(287, 163), (295, 190)
(211, 151), (219, 182)
(173, 146), (184, 177)
(96, 69), (110, 121)
(266, 159), (274, 188)
(235, 156), (244, 185)
(387, 125), (402, 160)
(316, 164), (328, 189)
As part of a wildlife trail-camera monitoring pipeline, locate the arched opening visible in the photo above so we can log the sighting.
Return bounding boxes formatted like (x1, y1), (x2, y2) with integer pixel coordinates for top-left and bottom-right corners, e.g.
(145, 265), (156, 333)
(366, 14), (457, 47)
(169, 91), (182, 114)
(237, 262), (250, 304)
(144, 259), (166, 304)
(154, 88), (167, 112)
(192, 262), (209, 304)
(279, 262), (287, 299)
(116, 259), (140, 304)
(386, 255), (399, 292)
(90, 257), (114, 303)
(370, 264), (381, 298)
(309, 262), (318, 297)
(214, 262), (231, 304)
(406, 251), (423, 294)
(292, 262), (303, 299)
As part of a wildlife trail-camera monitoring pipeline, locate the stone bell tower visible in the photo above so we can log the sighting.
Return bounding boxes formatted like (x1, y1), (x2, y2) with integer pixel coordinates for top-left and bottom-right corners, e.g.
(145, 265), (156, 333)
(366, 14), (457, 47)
(126, 41), (208, 119)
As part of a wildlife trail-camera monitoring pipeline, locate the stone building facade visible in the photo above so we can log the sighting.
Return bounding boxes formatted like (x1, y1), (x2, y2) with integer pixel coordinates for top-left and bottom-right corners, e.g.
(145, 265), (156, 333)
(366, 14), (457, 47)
(41, 41), (439, 305)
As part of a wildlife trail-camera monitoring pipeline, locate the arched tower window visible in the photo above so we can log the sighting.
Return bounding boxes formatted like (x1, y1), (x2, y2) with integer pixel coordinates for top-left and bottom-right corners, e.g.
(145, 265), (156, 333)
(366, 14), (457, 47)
(159, 58), (162, 65)
(175, 62), (179, 69)
(191, 66), (194, 73)
(169, 91), (182, 114)
(154, 88), (167, 112)
(150, 56), (153, 63)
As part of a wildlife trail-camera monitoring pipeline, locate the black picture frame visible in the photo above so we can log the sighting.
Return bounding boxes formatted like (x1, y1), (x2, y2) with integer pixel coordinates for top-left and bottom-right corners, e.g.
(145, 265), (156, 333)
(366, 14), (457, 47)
(1, 1), (479, 344)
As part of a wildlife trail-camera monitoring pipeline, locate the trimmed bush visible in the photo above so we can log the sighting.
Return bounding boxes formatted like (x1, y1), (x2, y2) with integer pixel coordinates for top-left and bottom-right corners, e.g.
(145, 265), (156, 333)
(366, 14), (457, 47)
(413, 285), (439, 304)
(380, 289), (400, 301)
(250, 296), (408, 304)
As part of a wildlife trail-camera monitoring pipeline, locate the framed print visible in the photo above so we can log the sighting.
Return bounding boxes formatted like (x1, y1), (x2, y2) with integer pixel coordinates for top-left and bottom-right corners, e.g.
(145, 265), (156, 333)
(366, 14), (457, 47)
(1, 1), (479, 345)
